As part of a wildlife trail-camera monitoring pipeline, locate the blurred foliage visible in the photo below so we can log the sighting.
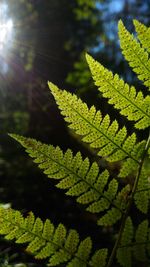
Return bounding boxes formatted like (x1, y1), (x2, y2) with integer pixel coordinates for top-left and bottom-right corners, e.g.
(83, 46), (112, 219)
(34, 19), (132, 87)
(66, 0), (150, 101)
(0, 0), (38, 135)
(73, 0), (97, 21)
(65, 0), (102, 58)
(0, 3), (38, 264)
(0, 246), (40, 267)
(9, 0), (38, 72)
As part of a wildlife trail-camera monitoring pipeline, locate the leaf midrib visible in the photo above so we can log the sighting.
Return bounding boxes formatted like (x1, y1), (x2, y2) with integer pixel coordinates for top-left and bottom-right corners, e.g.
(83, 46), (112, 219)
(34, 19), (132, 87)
(1, 213), (90, 266)
(61, 94), (139, 164)
(121, 28), (150, 87)
(97, 74), (150, 122)
(30, 144), (123, 213)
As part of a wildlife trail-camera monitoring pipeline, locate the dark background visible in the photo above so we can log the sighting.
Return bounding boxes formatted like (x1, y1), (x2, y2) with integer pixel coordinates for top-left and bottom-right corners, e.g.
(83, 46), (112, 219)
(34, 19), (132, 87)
(0, 0), (149, 265)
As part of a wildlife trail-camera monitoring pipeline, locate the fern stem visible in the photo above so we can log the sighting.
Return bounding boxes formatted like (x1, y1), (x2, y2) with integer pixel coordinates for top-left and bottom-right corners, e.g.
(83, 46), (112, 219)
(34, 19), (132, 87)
(106, 131), (150, 267)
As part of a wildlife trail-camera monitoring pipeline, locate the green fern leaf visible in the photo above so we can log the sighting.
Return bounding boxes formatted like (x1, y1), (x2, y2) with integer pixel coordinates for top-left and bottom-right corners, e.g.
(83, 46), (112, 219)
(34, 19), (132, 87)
(17, 232), (34, 244)
(148, 147), (150, 157)
(26, 236), (45, 254)
(53, 223), (66, 246)
(117, 217), (133, 267)
(67, 258), (84, 267)
(42, 219), (55, 240)
(75, 237), (92, 261)
(119, 140), (146, 177)
(24, 211), (35, 230)
(47, 82), (144, 177)
(64, 229), (79, 254)
(98, 207), (122, 226)
(89, 249), (108, 267)
(86, 53), (150, 129)
(117, 219), (150, 265)
(0, 207), (108, 267)
(118, 20), (150, 89)
(66, 238), (93, 267)
(97, 185), (130, 226)
(10, 134), (129, 226)
(35, 243), (56, 259)
(98, 185), (130, 227)
(134, 169), (149, 213)
(48, 249), (70, 266)
(133, 220), (148, 262)
(133, 19), (150, 53)
(114, 185), (131, 211)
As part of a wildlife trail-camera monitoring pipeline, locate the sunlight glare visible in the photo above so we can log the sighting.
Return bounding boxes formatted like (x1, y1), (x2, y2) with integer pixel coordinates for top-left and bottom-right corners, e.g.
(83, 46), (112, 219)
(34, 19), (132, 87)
(0, 19), (13, 50)
(0, 3), (14, 73)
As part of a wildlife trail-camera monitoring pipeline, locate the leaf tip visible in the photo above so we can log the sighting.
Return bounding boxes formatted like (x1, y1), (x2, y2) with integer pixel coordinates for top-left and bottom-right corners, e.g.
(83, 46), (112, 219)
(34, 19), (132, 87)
(8, 133), (20, 141)
(47, 81), (60, 96)
(85, 53), (94, 65)
(118, 19), (125, 32)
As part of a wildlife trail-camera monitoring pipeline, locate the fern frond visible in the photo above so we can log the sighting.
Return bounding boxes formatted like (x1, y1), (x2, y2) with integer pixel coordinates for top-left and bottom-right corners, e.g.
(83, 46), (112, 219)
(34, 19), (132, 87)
(10, 134), (131, 226)
(0, 207), (108, 267)
(134, 19), (150, 53)
(86, 53), (150, 129)
(48, 82), (145, 178)
(118, 20), (150, 89)
(117, 217), (133, 267)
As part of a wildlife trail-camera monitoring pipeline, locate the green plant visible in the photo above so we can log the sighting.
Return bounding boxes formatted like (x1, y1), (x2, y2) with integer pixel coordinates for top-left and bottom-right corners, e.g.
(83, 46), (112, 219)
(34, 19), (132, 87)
(0, 19), (150, 267)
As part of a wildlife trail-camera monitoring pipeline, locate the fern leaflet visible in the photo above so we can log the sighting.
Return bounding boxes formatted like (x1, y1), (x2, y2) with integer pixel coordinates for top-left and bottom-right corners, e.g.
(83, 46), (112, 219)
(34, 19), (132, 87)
(117, 219), (150, 266)
(134, 169), (150, 214)
(133, 220), (148, 262)
(133, 19), (150, 54)
(86, 53), (150, 129)
(118, 20), (150, 89)
(0, 207), (108, 267)
(10, 134), (131, 226)
(117, 217), (133, 267)
(48, 82), (146, 178)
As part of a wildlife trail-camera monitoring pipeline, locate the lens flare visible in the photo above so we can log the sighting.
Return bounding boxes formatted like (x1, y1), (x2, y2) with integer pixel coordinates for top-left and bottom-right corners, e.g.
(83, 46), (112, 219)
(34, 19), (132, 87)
(0, 3), (14, 73)
(0, 19), (13, 50)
